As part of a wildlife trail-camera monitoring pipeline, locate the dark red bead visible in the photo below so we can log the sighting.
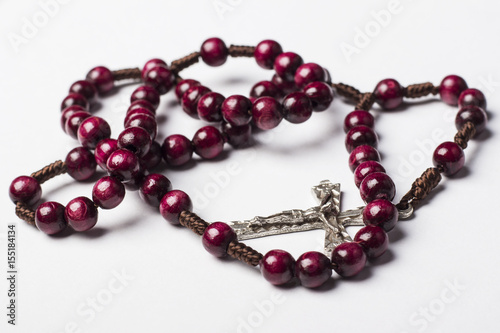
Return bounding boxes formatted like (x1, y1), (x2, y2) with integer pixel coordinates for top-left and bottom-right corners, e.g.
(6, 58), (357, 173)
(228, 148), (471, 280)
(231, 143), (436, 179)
(61, 105), (86, 132)
(9, 176), (41, 205)
(252, 97), (284, 130)
(359, 172), (396, 203)
(144, 65), (175, 95)
(123, 171), (145, 192)
(439, 75), (468, 106)
(92, 176), (125, 209)
(274, 52), (304, 81)
(159, 190), (192, 225)
(250, 81), (281, 99)
(374, 78), (404, 110)
(118, 127), (152, 157)
(345, 125), (378, 153)
(106, 148), (140, 182)
(94, 138), (118, 170)
(433, 141), (465, 176)
(182, 85), (211, 119)
(142, 58), (167, 80)
(354, 160), (386, 188)
(125, 113), (157, 140)
(458, 88), (487, 109)
(65, 111), (91, 139)
(354, 225), (389, 259)
(222, 122), (252, 148)
(61, 93), (89, 111)
(77, 116), (111, 149)
(295, 251), (332, 288)
(294, 63), (326, 89)
(282, 92), (313, 124)
(455, 105), (488, 135)
(140, 141), (162, 170)
(200, 37), (228, 67)
(254, 40), (283, 70)
(363, 199), (398, 232)
(331, 242), (367, 277)
(161, 134), (193, 166)
(65, 146), (97, 181)
(139, 173), (172, 207)
(130, 85), (160, 109)
(348, 145), (381, 172)
(128, 99), (156, 114)
(260, 250), (295, 286)
(303, 81), (333, 111)
(35, 201), (67, 235)
(202, 222), (237, 258)
(65, 196), (98, 232)
(124, 107), (155, 126)
(192, 126), (225, 159)
(344, 110), (374, 133)
(69, 80), (97, 101)
(272, 74), (296, 95)
(175, 79), (200, 102)
(86, 66), (114, 95)
(221, 95), (253, 126)
(197, 92), (225, 122)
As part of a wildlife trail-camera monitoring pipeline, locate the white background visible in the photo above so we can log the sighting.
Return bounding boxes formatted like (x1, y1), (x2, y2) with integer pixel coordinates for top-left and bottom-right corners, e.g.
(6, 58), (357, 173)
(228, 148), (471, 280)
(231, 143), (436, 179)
(1, 0), (499, 332)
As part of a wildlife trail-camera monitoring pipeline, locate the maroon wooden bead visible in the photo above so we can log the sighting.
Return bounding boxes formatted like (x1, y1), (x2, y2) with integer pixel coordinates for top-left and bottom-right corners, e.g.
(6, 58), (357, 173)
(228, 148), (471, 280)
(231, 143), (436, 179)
(439, 75), (468, 106)
(65, 146), (97, 181)
(458, 88), (487, 109)
(303, 81), (333, 111)
(161, 134), (193, 166)
(272, 74), (296, 95)
(106, 149), (140, 182)
(331, 242), (367, 277)
(294, 63), (326, 89)
(192, 126), (225, 159)
(139, 174), (172, 207)
(69, 80), (97, 101)
(363, 199), (398, 232)
(78, 116), (111, 149)
(222, 122), (252, 148)
(61, 105), (86, 132)
(354, 225), (389, 259)
(295, 251), (332, 288)
(130, 85), (160, 109)
(144, 65), (175, 95)
(274, 52), (304, 81)
(254, 40), (283, 70)
(65, 111), (91, 139)
(128, 99), (156, 114)
(140, 141), (162, 170)
(344, 110), (374, 133)
(9, 176), (41, 205)
(65, 196), (98, 232)
(221, 95), (253, 126)
(125, 113), (157, 140)
(354, 160), (386, 188)
(202, 222), (237, 258)
(200, 37), (228, 67)
(348, 145), (381, 172)
(197, 92), (225, 122)
(345, 125), (378, 153)
(182, 85), (211, 119)
(86, 66), (114, 95)
(359, 172), (396, 203)
(432, 141), (465, 176)
(94, 138), (118, 170)
(175, 79), (200, 102)
(159, 190), (192, 225)
(374, 78), (404, 110)
(142, 58), (167, 80)
(282, 92), (313, 124)
(123, 171), (145, 192)
(118, 126), (152, 158)
(92, 176), (125, 209)
(252, 97), (284, 130)
(124, 107), (155, 125)
(250, 81), (281, 99)
(455, 105), (488, 135)
(260, 249), (295, 286)
(35, 201), (67, 235)
(61, 93), (89, 111)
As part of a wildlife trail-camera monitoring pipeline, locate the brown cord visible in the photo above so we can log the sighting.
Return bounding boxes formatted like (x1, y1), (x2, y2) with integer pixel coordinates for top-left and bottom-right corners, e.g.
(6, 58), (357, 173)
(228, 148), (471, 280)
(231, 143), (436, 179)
(396, 167), (442, 210)
(332, 82), (362, 102)
(112, 68), (141, 81)
(16, 202), (35, 225)
(170, 52), (200, 74)
(403, 82), (440, 98)
(178, 211), (209, 235)
(454, 122), (476, 149)
(356, 92), (376, 111)
(31, 160), (67, 184)
(227, 241), (263, 267)
(228, 45), (256, 58)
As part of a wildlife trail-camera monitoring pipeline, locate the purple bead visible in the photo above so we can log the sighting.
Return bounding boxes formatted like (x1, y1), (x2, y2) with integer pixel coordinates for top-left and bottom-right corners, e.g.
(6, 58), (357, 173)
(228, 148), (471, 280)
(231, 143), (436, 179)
(175, 79), (200, 102)
(106, 148), (140, 182)
(140, 141), (162, 170)
(35, 201), (67, 235)
(9, 176), (41, 205)
(142, 58), (167, 80)
(344, 110), (374, 133)
(363, 199), (398, 232)
(65, 196), (98, 232)
(303, 81), (333, 111)
(295, 251), (332, 288)
(221, 95), (253, 126)
(124, 107), (155, 126)
(192, 126), (225, 159)
(65, 111), (91, 139)
(65, 146), (97, 181)
(345, 125), (378, 153)
(159, 190), (192, 225)
(282, 92), (313, 124)
(250, 81), (281, 99)
(354, 160), (386, 188)
(374, 78), (404, 110)
(144, 65), (175, 95)
(458, 88), (487, 109)
(94, 138), (118, 171)
(433, 141), (465, 176)
(354, 225), (389, 259)
(130, 85), (160, 109)
(161, 134), (193, 166)
(86, 66), (114, 95)
(455, 105), (488, 135)
(274, 52), (304, 81)
(61, 93), (89, 111)
(202, 222), (237, 258)
(254, 40), (283, 69)
(182, 85), (211, 119)
(348, 145), (381, 172)
(92, 176), (125, 209)
(77, 116), (111, 149)
(128, 99), (156, 114)
(118, 127), (152, 158)
(61, 105), (86, 132)
(125, 113), (157, 140)
(139, 174), (172, 207)
(69, 80), (97, 101)
(222, 122), (252, 148)
(123, 172), (145, 192)
(294, 63), (326, 89)
(359, 172), (396, 203)
(272, 74), (296, 95)
(197, 92), (225, 122)
(251, 97), (284, 130)
(200, 37), (228, 67)
(331, 242), (367, 277)
(260, 249), (296, 286)
(439, 75), (468, 106)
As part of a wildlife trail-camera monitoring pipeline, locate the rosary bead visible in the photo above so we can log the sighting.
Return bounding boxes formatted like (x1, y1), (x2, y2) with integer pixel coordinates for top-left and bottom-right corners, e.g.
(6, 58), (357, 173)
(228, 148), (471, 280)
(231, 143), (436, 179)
(69, 80), (97, 101)
(374, 78), (403, 110)
(123, 172), (145, 192)
(140, 141), (162, 170)
(86, 66), (114, 95)
(455, 105), (488, 135)
(61, 93), (89, 111)
(92, 176), (125, 209)
(192, 126), (225, 159)
(348, 145), (381, 172)
(65, 196), (98, 232)
(295, 251), (332, 288)
(77, 116), (111, 149)
(345, 125), (378, 153)
(61, 105), (86, 132)
(432, 141), (465, 176)
(94, 138), (118, 170)
(303, 81), (333, 111)
(182, 85), (211, 119)
(144, 65), (175, 95)
(354, 160), (386, 188)
(458, 88), (487, 109)
(125, 113), (158, 140)
(221, 122), (252, 148)
(197, 92), (225, 122)
(142, 58), (167, 80)
(282, 92), (313, 124)
(65, 111), (91, 139)
(9, 176), (41, 205)
(294, 63), (326, 89)
(200, 37), (228, 67)
(274, 52), (304, 81)
(106, 148), (141, 182)
(202, 222), (237, 258)
(130, 85), (160, 109)
(124, 107), (155, 126)
(252, 97), (284, 130)
(65, 146), (97, 181)
(221, 95), (253, 126)
(250, 81), (281, 99)
(175, 79), (200, 102)
(260, 250), (296, 286)
(272, 74), (296, 95)
(362, 199), (398, 232)
(254, 40), (283, 69)
(359, 172), (396, 203)
(118, 126), (152, 157)
(139, 173), (172, 207)
(128, 99), (156, 114)
(35, 201), (67, 235)
(331, 242), (367, 277)
(354, 225), (388, 259)
(161, 134), (193, 166)
(159, 190), (192, 225)
(439, 75), (468, 106)
(343, 110), (374, 133)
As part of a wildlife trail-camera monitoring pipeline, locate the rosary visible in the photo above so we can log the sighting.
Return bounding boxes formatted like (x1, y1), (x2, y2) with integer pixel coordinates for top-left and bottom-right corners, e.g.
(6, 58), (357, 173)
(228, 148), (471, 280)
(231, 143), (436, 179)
(8, 38), (487, 288)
